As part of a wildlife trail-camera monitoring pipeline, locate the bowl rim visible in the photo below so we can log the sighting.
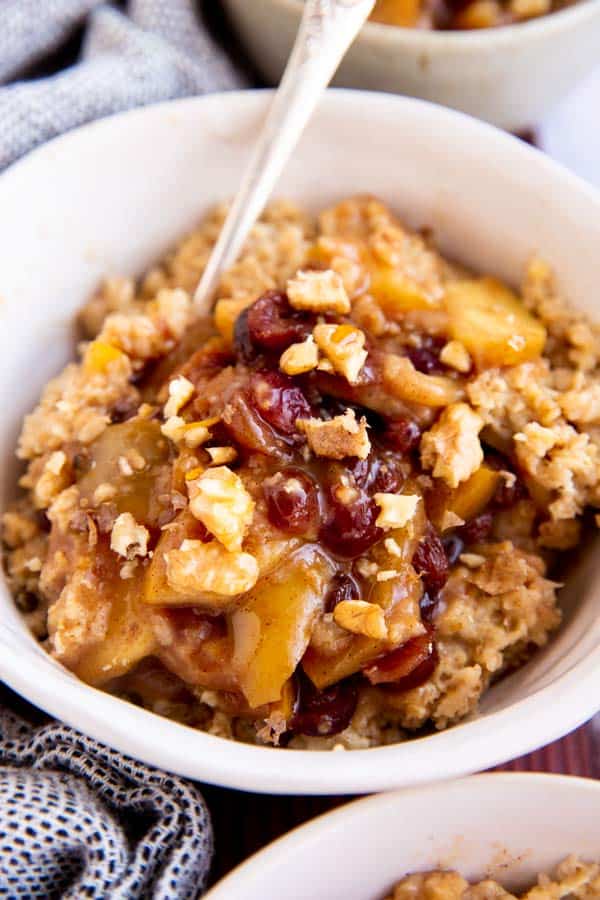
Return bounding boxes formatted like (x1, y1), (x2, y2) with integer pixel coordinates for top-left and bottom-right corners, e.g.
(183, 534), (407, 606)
(204, 772), (600, 897)
(269, 0), (600, 47)
(2, 89), (600, 795)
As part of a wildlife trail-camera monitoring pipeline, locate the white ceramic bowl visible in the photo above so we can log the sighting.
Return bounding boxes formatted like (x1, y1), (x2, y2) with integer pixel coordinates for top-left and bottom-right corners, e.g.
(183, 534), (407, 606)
(223, 0), (600, 130)
(1, 90), (600, 794)
(205, 773), (600, 899)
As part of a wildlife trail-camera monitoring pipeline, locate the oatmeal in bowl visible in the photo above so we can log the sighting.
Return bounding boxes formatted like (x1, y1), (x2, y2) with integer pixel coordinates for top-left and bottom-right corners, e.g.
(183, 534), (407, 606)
(4, 193), (600, 751)
(387, 856), (600, 898)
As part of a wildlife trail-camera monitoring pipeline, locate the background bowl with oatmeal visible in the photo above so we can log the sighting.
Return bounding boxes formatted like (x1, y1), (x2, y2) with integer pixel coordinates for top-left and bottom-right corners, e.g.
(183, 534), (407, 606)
(223, 0), (600, 130)
(1, 90), (600, 793)
(205, 773), (600, 899)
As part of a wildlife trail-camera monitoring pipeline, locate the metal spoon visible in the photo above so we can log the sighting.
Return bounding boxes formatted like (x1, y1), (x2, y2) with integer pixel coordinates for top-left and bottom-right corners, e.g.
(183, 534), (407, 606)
(193, 0), (375, 315)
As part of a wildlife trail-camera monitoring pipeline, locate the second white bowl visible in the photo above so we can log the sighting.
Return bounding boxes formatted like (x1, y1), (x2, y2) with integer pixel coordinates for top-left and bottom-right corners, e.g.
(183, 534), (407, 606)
(224, 0), (600, 130)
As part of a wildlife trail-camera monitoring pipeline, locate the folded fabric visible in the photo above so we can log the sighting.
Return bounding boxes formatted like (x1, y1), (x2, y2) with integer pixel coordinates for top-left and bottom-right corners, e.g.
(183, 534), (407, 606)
(0, 693), (213, 898)
(0, 0), (249, 170)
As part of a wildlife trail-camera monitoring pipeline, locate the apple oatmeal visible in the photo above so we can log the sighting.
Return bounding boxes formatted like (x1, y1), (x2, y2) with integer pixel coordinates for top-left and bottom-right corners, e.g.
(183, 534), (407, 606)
(4, 195), (600, 750)
(370, 0), (576, 30)
(387, 856), (600, 898)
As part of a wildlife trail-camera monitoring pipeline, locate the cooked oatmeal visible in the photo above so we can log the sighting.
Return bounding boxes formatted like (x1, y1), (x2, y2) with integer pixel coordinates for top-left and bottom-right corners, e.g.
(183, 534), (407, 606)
(370, 0), (575, 30)
(386, 856), (600, 898)
(4, 194), (600, 749)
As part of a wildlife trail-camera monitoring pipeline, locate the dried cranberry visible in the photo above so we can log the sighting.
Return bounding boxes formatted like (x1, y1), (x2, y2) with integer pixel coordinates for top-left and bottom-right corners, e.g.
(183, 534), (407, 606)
(412, 527), (449, 595)
(320, 489), (382, 559)
(383, 418), (422, 454)
(246, 290), (313, 353)
(406, 336), (446, 375)
(364, 633), (437, 688)
(380, 643), (439, 694)
(264, 468), (319, 534)
(325, 573), (360, 612)
(458, 511), (493, 545)
(290, 672), (358, 737)
(441, 533), (464, 566)
(419, 591), (438, 626)
(250, 371), (311, 436)
(348, 452), (405, 495)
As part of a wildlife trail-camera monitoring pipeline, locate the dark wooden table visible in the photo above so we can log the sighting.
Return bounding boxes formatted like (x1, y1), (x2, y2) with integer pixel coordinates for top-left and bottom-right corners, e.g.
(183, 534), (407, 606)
(203, 723), (599, 884)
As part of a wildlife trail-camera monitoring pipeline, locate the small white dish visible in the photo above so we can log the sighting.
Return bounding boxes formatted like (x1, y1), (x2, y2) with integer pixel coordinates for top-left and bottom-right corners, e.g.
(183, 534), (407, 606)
(224, 0), (600, 130)
(205, 773), (600, 899)
(1, 90), (600, 794)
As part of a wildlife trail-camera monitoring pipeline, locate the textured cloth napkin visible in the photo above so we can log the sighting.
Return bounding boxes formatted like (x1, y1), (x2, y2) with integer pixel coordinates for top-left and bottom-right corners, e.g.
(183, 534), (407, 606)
(0, 0), (251, 895)
(0, 0), (249, 171)
(0, 691), (213, 899)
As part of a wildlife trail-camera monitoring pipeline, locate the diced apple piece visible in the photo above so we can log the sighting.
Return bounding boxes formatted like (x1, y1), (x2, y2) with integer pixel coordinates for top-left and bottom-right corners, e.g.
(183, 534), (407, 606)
(371, 0), (422, 26)
(445, 464), (502, 522)
(445, 277), (546, 368)
(370, 264), (439, 316)
(231, 546), (334, 708)
(304, 559), (424, 690)
(383, 355), (463, 407)
(302, 637), (386, 690)
(73, 569), (156, 686)
(78, 419), (171, 526)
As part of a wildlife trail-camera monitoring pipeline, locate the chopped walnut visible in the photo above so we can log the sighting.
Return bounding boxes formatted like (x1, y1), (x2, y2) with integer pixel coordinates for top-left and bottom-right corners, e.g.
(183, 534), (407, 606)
(164, 375), (194, 418)
(439, 340), (472, 373)
(374, 493), (420, 530)
(334, 599), (388, 640)
(279, 335), (319, 376)
(31, 451), (70, 509)
(110, 512), (150, 559)
(206, 446), (238, 466)
(420, 403), (484, 488)
(188, 466), (255, 552)
(459, 553), (486, 569)
(165, 539), (259, 597)
(161, 416), (217, 449)
(287, 269), (351, 315)
(297, 409), (370, 460)
(313, 323), (368, 384)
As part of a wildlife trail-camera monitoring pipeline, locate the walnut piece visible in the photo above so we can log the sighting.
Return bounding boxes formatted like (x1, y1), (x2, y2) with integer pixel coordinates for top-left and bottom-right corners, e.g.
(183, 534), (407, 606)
(165, 539), (259, 597)
(287, 269), (350, 315)
(333, 599), (387, 640)
(420, 402), (484, 488)
(279, 335), (319, 376)
(313, 323), (368, 384)
(440, 340), (472, 373)
(374, 493), (420, 530)
(188, 466), (255, 552)
(110, 512), (150, 559)
(164, 375), (194, 418)
(297, 409), (370, 460)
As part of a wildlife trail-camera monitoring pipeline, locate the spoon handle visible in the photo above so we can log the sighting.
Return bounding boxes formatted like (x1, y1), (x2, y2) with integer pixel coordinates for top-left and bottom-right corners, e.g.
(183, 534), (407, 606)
(194, 0), (375, 313)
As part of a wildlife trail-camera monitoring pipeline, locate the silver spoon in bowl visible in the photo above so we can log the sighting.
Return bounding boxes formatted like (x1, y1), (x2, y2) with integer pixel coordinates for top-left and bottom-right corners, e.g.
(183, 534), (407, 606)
(194, 0), (375, 315)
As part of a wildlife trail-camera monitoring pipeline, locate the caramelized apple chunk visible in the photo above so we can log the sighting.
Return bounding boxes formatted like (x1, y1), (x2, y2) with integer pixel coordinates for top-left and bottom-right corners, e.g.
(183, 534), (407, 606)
(231, 546), (335, 708)
(445, 277), (546, 368)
